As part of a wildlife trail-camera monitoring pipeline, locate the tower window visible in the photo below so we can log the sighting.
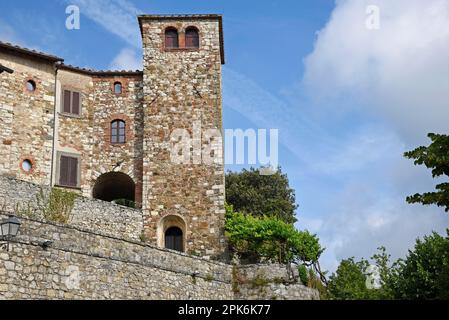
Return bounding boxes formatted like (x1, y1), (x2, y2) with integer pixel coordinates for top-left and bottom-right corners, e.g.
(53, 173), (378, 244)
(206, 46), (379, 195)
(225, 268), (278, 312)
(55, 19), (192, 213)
(185, 27), (199, 48)
(111, 119), (126, 144)
(114, 82), (122, 94)
(165, 227), (183, 252)
(165, 28), (179, 49)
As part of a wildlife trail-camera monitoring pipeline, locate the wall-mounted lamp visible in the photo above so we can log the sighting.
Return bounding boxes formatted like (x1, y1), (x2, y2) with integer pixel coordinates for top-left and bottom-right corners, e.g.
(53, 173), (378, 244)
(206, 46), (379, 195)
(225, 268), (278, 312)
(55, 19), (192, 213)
(0, 64), (14, 74)
(0, 215), (21, 251)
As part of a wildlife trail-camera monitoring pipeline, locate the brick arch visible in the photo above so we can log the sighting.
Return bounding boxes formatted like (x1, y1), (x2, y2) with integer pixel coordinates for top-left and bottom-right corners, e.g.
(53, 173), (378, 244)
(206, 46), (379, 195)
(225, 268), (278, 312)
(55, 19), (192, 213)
(19, 154), (37, 175)
(103, 113), (133, 146)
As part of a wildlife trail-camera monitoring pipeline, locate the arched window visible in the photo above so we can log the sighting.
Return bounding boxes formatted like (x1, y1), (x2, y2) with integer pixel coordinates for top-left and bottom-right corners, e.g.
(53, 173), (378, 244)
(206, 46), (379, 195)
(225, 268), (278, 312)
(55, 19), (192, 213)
(185, 27), (199, 48)
(165, 227), (183, 252)
(114, 82), (122, 94)
(165, 28), (179, 48)
(111, 119), (126, 144)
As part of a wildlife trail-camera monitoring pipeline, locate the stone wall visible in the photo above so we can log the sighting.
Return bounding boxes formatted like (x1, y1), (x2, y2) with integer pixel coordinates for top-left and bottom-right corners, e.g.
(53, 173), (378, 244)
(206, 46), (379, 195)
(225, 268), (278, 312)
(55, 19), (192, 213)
(0, 176), (143, 241)
(0, 51), (56, 186)
(55, 69), (144, 204)
(0, 213), (233, 300)
(234, 264), (320, 301)
(140, 16), (227, 259)
(0, 213), (319, 300)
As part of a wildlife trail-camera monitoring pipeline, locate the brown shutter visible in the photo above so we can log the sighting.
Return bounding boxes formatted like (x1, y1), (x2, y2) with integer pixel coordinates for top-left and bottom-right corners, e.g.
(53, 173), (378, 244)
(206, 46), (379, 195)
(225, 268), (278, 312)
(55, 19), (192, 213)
(186, 29), (199, 48)
(72, 92), (80, 115)
(59, 156), (69, 185)
(63, 90), (71, 113)
(165, 29), (178, 48)
(68, 157), (78, 187)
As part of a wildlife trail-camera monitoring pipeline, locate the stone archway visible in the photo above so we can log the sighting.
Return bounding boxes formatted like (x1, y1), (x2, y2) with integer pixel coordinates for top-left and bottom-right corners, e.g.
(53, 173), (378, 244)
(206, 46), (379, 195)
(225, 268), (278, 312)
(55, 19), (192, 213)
(157, 215), (187, 252)
(92, 172), (135, 205)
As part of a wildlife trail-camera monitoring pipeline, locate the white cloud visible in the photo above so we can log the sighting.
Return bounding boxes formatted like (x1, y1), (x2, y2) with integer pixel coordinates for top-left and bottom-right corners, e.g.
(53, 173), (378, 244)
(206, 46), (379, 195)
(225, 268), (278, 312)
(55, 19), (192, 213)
(109, 48), (142, 70)
(64, 0), (143, 48)
(316, 182), (449, 272)
(303, 0), (449, 143)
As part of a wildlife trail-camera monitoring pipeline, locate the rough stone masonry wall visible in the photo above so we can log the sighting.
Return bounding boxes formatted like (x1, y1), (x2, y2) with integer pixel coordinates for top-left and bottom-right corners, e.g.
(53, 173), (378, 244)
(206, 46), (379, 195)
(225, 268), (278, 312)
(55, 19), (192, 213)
(141, 17), (226, 259)
(0, 51), (55, 186)
(234, 264), (320, 301)
(55, 70), (144, 203)
(0, 176), (319, 300)
(0, 212), (319, 300)
(0, 176), (143, 241)
(0, 213), (233, 300)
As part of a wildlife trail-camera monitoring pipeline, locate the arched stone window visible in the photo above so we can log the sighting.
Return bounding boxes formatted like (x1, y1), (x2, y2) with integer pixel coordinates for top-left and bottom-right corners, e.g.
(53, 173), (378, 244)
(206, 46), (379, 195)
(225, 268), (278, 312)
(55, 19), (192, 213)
(111, 119), (126, 144)
(165, 27), (179, 49)
(185, 27), (199, 48)
(158, 215), (186, 252)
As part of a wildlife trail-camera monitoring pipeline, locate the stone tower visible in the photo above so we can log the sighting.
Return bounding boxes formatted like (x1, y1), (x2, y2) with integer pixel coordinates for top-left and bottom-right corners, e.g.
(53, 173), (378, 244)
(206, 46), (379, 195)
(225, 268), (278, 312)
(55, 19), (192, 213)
(138, 15), (226, 259)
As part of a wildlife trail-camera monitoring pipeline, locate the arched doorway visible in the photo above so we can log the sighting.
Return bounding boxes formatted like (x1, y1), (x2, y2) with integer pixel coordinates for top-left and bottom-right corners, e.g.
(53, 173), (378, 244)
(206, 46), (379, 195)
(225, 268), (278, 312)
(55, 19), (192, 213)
(157, 215), (187, 252)
(165, 227), (183, 252)
(92, 172), (135, 206)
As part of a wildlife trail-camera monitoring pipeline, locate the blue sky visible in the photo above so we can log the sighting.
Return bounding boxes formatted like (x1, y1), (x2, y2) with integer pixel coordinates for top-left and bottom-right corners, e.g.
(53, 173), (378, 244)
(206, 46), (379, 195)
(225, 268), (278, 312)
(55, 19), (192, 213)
(1, 0), (449, 271)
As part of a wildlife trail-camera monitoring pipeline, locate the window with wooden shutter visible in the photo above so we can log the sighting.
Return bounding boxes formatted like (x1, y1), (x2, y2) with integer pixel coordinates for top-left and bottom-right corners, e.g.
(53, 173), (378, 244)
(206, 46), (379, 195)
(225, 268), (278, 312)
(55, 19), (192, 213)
(185, 27), (199, 48)
(62, 89), (82, 116)
(59, 155), (79, 187)
(165, 28), (179, 48)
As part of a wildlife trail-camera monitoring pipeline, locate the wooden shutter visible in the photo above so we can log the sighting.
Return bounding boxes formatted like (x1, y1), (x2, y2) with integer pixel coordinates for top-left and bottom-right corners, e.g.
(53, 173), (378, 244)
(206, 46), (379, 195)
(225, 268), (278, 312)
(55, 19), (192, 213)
(165, 29), (178, 48)
(72, 92), (80, 115)
(186, 29), (199, 48)
(68, 157), (78, 187)
(59, 156), (69, 186)
(63, 90), (71, 113)
(59, 155), (78, 187)
(62, 90), (81, 116)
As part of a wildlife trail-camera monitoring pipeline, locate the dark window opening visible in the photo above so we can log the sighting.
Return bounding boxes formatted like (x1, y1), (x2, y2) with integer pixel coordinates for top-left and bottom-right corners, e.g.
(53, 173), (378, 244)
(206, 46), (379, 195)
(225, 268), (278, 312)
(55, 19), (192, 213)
(185, 27), (199, 48)
(111, 119), (126, 144)
(165, 28), (179, 48)
(165, 227), (183, 252)
(92, 172), (135, 205)
(59, 155), (79, 187)
(114, 82), (122, 94)
(62, 89), (81, 116)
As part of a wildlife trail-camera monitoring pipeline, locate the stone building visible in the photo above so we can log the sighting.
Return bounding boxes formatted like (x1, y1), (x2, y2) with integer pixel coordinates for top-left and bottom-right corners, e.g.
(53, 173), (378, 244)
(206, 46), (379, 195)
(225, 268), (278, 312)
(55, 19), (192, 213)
(0, 14), (226, 259)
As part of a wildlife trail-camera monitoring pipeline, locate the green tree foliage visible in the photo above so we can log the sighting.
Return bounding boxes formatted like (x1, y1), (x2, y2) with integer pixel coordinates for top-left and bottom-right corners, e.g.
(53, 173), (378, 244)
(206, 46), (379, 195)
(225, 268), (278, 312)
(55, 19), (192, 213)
(327, 248), (393, 300)
(404, 133), (449, 212)
(328, 232), (449, 300)
(390, 230), (449, 300)
(225, 167), (298, 224)
(225, 204), (322, 265)
(225, 204), (328, 284)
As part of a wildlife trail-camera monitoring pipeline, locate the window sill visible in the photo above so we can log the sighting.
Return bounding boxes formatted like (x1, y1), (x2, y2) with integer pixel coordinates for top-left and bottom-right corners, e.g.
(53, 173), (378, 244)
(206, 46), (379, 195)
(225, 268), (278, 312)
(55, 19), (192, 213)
(164, 47), (200, 52)
(110, 143), (127, 147)
(59, 112), (82, 119)
(54, 184), (82, 191)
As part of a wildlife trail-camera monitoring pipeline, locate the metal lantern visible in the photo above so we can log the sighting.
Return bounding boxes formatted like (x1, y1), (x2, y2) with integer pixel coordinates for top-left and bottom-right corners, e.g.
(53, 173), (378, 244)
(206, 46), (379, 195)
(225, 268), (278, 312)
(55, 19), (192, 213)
(0, 215), (21, 239)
